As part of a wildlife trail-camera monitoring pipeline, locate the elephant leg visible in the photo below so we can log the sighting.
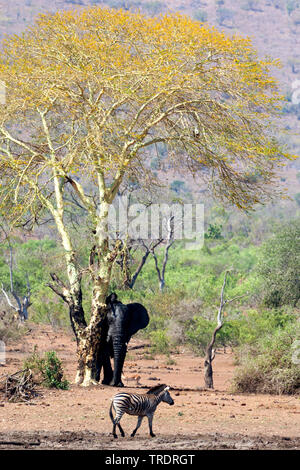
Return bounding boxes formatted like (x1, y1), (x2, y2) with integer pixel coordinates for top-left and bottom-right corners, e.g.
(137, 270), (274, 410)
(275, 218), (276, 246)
(96, 343), (113, 385)
(110, 342), (127, 387)
(102, 357), (113, 385)
(101, 346), (113, 385)
(94, 353), (102, 383)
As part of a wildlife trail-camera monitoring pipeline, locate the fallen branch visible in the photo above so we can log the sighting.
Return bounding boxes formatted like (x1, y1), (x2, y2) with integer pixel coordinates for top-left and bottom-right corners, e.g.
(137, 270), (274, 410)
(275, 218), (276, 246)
(0, 369), (39, 402)
(0, 440), (41, 447)
(127, 343), (152, 351)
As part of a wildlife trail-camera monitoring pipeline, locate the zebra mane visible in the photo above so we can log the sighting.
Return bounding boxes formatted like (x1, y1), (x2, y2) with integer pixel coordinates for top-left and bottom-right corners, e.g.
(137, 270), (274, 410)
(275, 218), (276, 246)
(146, 383), (168, 395)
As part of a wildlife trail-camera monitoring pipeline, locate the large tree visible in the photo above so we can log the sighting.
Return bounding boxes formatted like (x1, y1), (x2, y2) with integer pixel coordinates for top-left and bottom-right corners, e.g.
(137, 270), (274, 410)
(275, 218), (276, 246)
(0, 7), (294, 386)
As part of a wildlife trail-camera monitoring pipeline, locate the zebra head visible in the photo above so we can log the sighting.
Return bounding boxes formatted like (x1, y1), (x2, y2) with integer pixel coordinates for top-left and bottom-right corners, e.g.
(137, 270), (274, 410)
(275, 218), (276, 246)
(161, 386), (174, 406)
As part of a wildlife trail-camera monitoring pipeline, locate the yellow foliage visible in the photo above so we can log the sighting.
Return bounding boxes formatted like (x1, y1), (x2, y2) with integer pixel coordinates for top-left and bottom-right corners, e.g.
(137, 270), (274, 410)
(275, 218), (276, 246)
(0, 5), (296, 222)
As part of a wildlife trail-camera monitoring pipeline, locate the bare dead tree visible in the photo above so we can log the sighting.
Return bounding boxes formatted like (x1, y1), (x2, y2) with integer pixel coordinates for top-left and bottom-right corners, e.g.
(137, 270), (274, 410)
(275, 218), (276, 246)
(204, 270), (246, 389)
(113, 185), (169, 290)
(131, 239), (164, 289)
(0, 238), (31, 322)
(151, 215), (175, 291)
(118, 238), (164, 289)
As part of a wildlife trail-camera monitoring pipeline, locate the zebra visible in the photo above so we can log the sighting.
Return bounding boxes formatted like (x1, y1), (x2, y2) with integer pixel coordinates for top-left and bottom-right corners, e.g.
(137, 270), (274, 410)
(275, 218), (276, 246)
(109, 383), (174, 438)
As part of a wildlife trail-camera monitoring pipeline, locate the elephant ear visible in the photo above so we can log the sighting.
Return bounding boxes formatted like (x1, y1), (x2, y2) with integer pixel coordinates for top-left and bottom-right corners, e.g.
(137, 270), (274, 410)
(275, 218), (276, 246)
(125, 303), (149, 342)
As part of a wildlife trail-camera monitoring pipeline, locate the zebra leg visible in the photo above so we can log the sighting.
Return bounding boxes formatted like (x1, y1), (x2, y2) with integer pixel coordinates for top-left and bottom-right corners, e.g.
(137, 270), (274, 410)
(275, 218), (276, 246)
(117, 422), (125, 437)
(112, 419), (118, 438)
(112, 412), (124, 439)
(147, 414), (155, 437)
(131, 416), (144, 437)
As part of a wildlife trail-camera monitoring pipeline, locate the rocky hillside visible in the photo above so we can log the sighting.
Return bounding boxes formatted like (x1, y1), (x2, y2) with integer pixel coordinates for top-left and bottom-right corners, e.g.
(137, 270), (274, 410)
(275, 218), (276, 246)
(0, 0), (299, 161)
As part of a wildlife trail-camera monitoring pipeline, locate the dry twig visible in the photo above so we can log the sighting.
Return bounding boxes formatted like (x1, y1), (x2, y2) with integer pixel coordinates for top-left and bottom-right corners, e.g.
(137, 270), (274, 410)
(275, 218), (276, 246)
(0, 369), (39, 402)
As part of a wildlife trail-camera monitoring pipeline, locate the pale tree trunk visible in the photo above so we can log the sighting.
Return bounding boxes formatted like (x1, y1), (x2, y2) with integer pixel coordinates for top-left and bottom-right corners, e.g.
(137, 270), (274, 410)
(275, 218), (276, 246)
(45, 167), (110, 386)
(48, 252), (113, 387)
(47, 166), (122, 386)
(76, 199), (120, 386)
(10, 110), (126, 387)
(204, 327), (221, 389)
(203, 270), (247, 389)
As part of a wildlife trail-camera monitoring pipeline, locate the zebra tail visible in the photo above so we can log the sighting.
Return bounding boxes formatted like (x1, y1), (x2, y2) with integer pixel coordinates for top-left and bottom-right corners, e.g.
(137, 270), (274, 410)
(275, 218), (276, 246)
(109, 401), (114, 423)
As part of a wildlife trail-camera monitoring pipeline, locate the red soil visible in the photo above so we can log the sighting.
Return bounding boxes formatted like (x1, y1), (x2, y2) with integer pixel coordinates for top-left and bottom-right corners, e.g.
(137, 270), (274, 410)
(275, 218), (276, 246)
(0, 323), (299, 449)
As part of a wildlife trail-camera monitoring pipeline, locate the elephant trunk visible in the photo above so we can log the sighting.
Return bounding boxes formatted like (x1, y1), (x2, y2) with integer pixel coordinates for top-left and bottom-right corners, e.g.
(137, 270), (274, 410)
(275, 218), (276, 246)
(111, 338), (127, 386)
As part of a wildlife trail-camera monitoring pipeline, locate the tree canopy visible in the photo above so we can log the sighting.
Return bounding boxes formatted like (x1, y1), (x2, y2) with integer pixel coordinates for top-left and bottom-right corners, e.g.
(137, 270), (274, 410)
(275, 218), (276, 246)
(0, 6), (296, 386)
(0, 7), (294, 223)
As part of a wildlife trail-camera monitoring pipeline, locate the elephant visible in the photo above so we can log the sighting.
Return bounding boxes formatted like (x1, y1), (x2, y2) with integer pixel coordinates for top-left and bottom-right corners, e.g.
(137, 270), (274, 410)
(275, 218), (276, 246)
(96, 292), (149, 387)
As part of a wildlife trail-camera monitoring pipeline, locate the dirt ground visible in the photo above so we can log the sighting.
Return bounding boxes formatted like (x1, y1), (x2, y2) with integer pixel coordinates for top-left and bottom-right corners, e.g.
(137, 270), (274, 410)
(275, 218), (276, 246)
(0, 324), (299, 450)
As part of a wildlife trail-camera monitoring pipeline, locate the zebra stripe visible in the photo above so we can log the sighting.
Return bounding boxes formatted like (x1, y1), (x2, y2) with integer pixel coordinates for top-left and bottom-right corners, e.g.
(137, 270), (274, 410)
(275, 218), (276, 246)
(113, 392), (162, 415)
(109, 385), (174, 438)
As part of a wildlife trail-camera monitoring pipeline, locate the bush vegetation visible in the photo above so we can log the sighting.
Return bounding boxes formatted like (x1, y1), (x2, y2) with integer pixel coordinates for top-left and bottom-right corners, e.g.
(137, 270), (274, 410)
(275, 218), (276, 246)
(232, 323), (300, 394)
(1, 203), (299, 394)
(23, 347), (69, 390)
(0, 312), (28, 343)
(257, 221), (300, 307)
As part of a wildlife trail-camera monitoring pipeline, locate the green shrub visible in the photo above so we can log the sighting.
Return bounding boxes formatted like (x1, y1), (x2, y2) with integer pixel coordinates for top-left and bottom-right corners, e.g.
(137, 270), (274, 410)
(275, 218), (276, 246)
(30, 287), (68, 327)
(149, 329), (171, 355)
(205, 223), (223, 239)
(24, 347), (69, 390)
(185, 317), (214, 354)
(0, 238), (58, 298)
(0, 314), (28, 343)
(185, 308), (296, 355)
(185, 315), (241, 354)
(42, 351), (69, 389)
(257, 220), (300, 307)
(231, 308), (296, 345)
(232, 323), (300, 394)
